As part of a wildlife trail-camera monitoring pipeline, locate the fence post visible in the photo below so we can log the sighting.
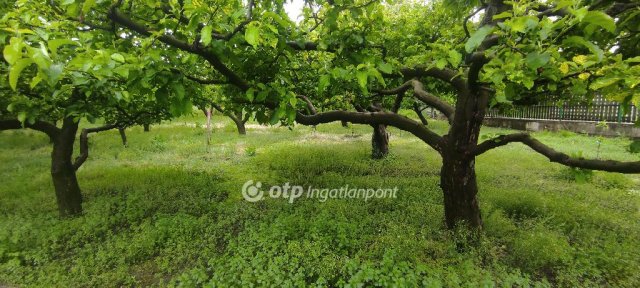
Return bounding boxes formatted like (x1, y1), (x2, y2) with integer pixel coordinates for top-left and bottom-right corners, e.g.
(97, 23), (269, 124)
(617, 105), (623, 123)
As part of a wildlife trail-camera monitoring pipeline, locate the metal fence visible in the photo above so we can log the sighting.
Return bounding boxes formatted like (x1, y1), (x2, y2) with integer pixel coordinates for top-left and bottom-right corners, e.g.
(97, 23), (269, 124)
(485, 97), (638, 124)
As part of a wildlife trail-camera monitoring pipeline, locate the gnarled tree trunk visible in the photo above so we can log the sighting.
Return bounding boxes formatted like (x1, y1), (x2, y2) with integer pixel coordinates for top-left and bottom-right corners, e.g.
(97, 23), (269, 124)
(440, 147), (482, 228)
(51, 117), (83, 217)
(371, 124), (389, 159)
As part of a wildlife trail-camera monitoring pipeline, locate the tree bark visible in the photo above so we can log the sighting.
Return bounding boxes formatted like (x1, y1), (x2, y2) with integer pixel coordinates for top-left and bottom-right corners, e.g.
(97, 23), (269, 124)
(413, 103), (428, 126)
(440, 149), (482, 229)
(51, 117), (83, 217)
(143, 124), (150, 132)
(371, 124), (389, 159)
(234, 118), (247, 135)
(118, 128), (128, 147)
(206, 108), (212, 145)
(233, 110), (247, 135)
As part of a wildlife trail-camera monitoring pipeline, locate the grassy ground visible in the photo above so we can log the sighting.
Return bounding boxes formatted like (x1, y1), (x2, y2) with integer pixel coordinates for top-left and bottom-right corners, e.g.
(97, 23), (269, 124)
(1, 113), (639, 287)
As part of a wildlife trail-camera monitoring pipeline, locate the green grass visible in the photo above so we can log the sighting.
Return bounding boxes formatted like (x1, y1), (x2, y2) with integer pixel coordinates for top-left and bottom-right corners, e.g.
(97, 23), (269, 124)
(1, 113), (639, 287)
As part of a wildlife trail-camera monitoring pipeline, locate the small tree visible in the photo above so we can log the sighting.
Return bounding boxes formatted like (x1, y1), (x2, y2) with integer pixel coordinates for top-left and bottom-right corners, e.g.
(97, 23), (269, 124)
(0, 4), (188, 216)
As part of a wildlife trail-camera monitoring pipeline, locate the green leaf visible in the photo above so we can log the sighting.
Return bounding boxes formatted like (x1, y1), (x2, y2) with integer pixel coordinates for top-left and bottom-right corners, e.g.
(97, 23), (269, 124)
(28, 45), (52, 69)
(368, 68), (385, 87)
(48, 39), (79, 57)
(525, 52), (550, 70)
(3, 42), (21, 65)
(110, 53), (125, 63)
(9, 58), (34, 90)
(356, 71), (368, 91)
(318, 74), (330, 92)
(114, 66), (129, 78)
(465, 26), (493, 53)
(510, 16), (538, 33)
(589, 77), (621, 90)
(563, 36), (604, 61)
(448, 50), (462, 67)
(269, 107), (285, 125)
(583, 11), (616, 33)
(246, 88), (255, 101)
(201, 26), (212, 46)
(30, 74), (43, 88)
(45, 63), (64, 86)
(378, 62), (393, 74)
(435, 58), (448, 69)
(245, 26), (260, 48)
(256, 90), (268, 101)
(17, 112), (27, 124)
(82, 0), (95, 15)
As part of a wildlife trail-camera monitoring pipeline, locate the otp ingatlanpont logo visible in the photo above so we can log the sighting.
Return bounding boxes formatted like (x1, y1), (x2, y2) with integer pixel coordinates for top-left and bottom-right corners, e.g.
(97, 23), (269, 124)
(241, 180), (264, 202)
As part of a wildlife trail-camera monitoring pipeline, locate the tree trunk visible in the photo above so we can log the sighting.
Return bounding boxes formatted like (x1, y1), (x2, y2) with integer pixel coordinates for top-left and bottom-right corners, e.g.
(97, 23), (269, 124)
(232, 111), (247, 135)
(118, 128), (128, 147)
(371, 124), (389, 159)
(234, 119), (247, 135)
(206, 108), (212, 145)
(51, 117), (83, 217)
(341, 120), (349, 128)
(438, 87), (489, 229)
(440, 149), (482, 229)
(143, 124), (150, 132)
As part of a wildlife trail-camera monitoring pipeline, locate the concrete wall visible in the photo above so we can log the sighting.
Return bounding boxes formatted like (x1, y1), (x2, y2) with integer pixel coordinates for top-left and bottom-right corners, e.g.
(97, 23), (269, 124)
(484, 117), (640, 139)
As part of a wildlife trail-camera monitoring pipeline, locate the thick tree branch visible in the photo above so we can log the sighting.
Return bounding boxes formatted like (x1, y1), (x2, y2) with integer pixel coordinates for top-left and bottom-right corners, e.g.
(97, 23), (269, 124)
(0, 119), (61, 139)
(475, 133), (640, 173)
(73, 124), (118, 170)
(285, 41), (335, 52)
(295, 111), (443, 152)
(398, 66), (467, 93)
(377, 80), (455, 122)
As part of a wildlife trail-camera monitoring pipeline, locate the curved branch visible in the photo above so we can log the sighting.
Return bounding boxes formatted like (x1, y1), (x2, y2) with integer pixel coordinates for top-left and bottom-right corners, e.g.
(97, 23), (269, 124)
(462, 7), (485, 40)
(475, 133), (640, 173)
(297, 95), (317, 115)
(295, 110), (443, 152)
(377, 80), (455, 122)
(398, 66), (467, 94)
(0, 119), (61, 139)
(73, 124), (118, 170)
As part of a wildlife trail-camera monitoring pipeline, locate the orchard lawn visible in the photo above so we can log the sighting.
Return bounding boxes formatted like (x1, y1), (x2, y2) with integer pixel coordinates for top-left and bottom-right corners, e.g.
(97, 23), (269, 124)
(1, 113), (639, 287)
